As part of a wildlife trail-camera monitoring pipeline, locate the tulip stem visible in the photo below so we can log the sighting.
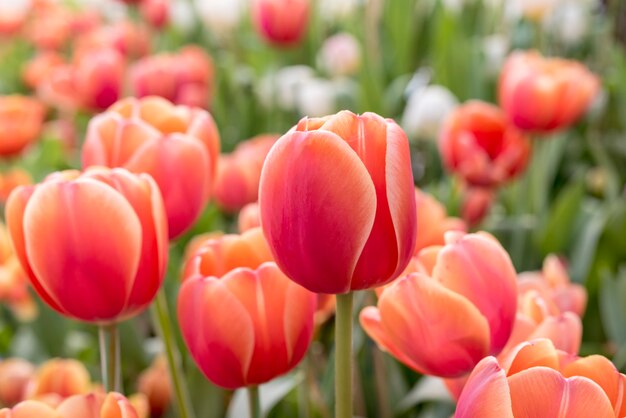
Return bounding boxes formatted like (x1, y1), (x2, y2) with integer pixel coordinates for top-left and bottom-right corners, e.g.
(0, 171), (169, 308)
(99, 324), (120, 392)
(335, 292), (353, 418)
(152, 289), (195, 418)
(248, 385), (261, 418)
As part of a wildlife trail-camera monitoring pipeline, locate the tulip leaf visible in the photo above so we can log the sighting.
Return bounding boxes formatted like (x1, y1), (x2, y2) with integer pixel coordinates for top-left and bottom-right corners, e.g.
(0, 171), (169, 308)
(599, 268), (626, 347)
(226, 372), (304, 418)
(395, 376), (453, 414)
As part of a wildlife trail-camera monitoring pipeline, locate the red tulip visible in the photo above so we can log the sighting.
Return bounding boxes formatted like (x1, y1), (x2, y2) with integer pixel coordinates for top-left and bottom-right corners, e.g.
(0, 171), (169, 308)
(360, 232), (517, 378)
(0, 96), (46, 157)
(252, 0), (309, 47)
(455, 339), (625, 418)
(259, 111), (416, 293)
(177, 262), (316, 389)
(5, 167), (168, 323)
(82, 96), (220, 239)
(439, 101), (532, 187)
(140, 0), (169, 28)
(74, 48), (125, 111)
(499, 50), (600, 133)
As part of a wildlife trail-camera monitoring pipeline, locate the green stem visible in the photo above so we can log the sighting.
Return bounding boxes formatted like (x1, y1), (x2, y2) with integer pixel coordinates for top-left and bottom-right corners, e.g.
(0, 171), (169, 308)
(298, 355), (310, 418)
(151, 290), (195, 418)
(98, 324), (120, 393)
(335, 292), (354, 418)
(248, 386), (261, 418)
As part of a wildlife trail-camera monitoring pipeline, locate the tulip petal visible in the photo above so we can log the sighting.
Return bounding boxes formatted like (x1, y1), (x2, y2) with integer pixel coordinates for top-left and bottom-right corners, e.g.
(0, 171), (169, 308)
(22, 180), (142, 322)
(455, 357), (513, 418)
(259, 130), (376, 293)
(508, 367), (614, 418)
(528, 312), (582, 355)
(3, 401), (60, 418)
(500, 339), (560, 377)
(100, 392), (139, 418)
(177, 276), (254, 389)
(57, 393), (104, 418)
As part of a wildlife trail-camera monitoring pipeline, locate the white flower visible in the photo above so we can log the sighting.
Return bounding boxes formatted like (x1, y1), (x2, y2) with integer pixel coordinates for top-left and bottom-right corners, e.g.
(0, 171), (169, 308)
(544, 1), (590, 45)
(169, 0), (196, 34)
(318, 0), (359, 22)
(296, 78), (338, 117)
(318, 32), (361, 77)
(402, 85), (458, 139)
(195, 0), (248, 36)
(483, 35), (509, 75)
(257, 65), (316, 111)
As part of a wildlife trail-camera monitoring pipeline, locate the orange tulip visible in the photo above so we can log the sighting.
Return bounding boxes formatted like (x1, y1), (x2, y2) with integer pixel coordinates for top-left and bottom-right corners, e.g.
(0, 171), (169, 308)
(137, 356), (171, 418)
(455, 339), (625, 418)
(182, 227), (273, 281)
(238, 202), (261, 233)
(413, 188), (466, 255)
(0, 400), (59, 418)
(25, 359), (91, 400)
(252, 0), (309, 46)
(56, 392), (139, 418)
(214, 134), (278, 211)
(0, 96), (46, 157)
(23, 52), (66, 90)
(360, 232), (517, 378)
(259, 111), (416, 293)
(177, 262), (316, 389)
(499, 50), (600, 133)
(74, 21), (151, 60)
(0, 359), (34, 407)
(439, 101), (531, 187)
(0, 169), (32, 203)
(82, 96), (220, 239)
(6, 167), (168, 323)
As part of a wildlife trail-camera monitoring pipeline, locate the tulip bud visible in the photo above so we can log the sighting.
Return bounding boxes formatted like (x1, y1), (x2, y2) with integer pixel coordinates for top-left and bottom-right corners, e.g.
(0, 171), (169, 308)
(252, 0), (309, 47)
(137, 357), (170, 417)
(0, 96), (46, 157)
(0, 359), (34, 406)
(26, 359), (91, 400)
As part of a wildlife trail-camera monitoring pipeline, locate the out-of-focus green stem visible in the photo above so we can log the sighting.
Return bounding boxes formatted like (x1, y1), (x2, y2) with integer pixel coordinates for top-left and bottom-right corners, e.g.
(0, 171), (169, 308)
(99, 324), (120, 393)
(248, 385), (261, 418)
(151, 290), (195, 418)
(335, 292), (354, 418)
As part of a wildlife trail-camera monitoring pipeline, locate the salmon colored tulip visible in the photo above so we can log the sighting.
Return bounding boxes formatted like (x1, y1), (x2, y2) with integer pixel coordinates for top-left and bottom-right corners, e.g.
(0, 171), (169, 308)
(260, 111), (417, 293)
(460, 187), (494, 227)
(413, 188), (466, 255)
(252, 0), (309, 46)
(25, 359), (91, 400)
(238, 202), (261, 232)
(23, 52), (66, 90)
(0, 169), (32, 204)
(499, 50), (600, 133)
(6, 167), (168, 323)
(178, 262), (316, 389)
(214, 134), (278, 211)
(130, 46), (214, 109)
(0, 359), (35, 407)
(360, 232), (517, 378)
(455, 339), (626, 418)
(0, 96), (46, 157)
(25, 6), (73, 50)
(0, 400), (59, 418)
(140, 0), (169, 28)
(182, 227), (273, 281)
(74, 49), (125, 112)
(56, 392), (139, 418)
(74, 21), (151, 60)
(137, 356), (170, 418)
(82, 96), (220, 239)
(439, 101), (532, 187)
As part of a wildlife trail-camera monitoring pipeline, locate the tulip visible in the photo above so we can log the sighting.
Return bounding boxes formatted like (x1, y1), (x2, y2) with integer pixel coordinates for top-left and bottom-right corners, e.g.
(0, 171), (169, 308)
(83, 96), (220, 239)
(0, 400), (59, 418)
(0, 359), (34, 407)
(22, 52), (66, 90)
(25, 359), (91, 400)
(0, 96), (46, 157)
(25, 7), (73, 50)
(0, 0), (29, 35)
(182, 227), (273, 281)
(74, 21), (151, 60)
(361, 232), (517, 378)
(238, 202), (261, 232)
(6, 167), (168, 324)
(439, 100), (532, 187)
(177, 262), (316, 389)
(260, 110), (416, 293)
(413, 188), (466, 255)
(318, 33), (361, 77)
(460, 187), (494, 227)
(0, 169), (32, 203)
(57, 392), (139, 418)
(455, 339), (626, 418)
(137, 356), (171, 418)
(252, 0), (309, 46)
(140, 0), (169, 28)
(499, 50), (600, 133)
(74, 48), (125, 112)
(214, 134), (277, 211)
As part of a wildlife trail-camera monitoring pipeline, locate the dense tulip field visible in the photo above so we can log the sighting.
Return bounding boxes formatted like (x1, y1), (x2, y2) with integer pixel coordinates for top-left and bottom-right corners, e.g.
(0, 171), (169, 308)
(0, 0), (625, 417)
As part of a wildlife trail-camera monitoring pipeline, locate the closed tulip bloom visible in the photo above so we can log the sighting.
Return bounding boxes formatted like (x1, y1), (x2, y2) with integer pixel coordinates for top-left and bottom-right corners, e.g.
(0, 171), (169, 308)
(0, 96), (46, 157)
(455, 339), (626, 418)
(252, 0), (309, 47)
(182, 227), (273, 281)
(25, 359), (91, 400)
(439, 100), (531, 187)
(22, 52), (66, 90)
(6, 167), (168, 323)
(238, 202), (261, 232)
(83, 96), (220, 238)
(0, 359), (34, 407)
(260, 111), (416, 293)
(178, 262), (316, 389)
(140, 0), (169, 28)
(499, 50), (600, 133)
(361, 232), (517, 378)
(137, 356), (171, 418)
(74, 48), (125, 112)
(56, 392), (139, 418)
